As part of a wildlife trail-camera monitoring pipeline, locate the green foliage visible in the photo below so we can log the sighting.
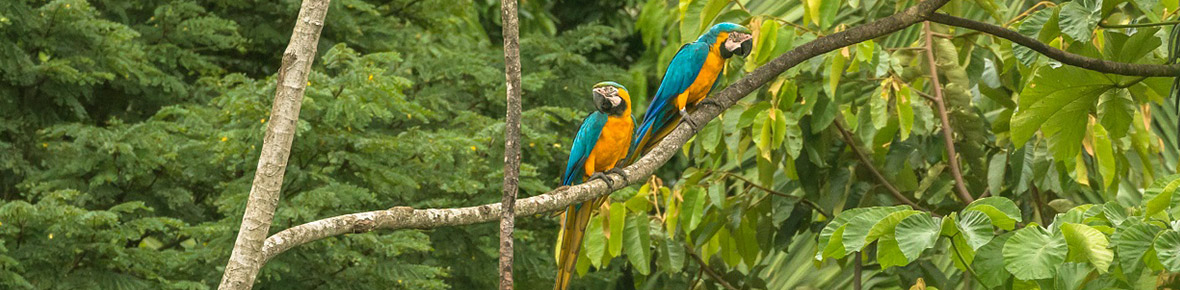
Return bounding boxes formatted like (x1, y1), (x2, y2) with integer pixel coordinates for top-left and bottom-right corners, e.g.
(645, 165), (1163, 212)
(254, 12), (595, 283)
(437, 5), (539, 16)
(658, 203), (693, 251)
(591, 0), (1180, 288)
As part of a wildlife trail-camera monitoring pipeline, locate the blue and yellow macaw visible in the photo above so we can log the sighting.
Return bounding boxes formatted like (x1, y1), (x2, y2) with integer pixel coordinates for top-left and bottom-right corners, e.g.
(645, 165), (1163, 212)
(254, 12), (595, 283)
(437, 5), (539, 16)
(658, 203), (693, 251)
(554, 82), (635, 290)
(628, 22), (752, 163)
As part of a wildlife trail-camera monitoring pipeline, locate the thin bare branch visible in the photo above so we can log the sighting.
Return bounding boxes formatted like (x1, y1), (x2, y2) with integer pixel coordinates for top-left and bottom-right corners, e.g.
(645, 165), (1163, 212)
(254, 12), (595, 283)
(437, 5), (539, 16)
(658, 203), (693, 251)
(923, 21), (975, 204)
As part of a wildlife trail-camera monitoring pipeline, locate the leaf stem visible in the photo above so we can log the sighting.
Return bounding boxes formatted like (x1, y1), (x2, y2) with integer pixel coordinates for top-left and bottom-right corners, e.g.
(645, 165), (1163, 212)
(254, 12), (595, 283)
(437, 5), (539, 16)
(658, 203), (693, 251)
(948, 234), (983, 286)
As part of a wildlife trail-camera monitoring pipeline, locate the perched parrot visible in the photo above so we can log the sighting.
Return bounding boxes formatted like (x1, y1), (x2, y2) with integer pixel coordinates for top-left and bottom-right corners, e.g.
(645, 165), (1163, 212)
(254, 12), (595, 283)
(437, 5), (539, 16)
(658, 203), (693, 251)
(628, 22), (752, 163)
(554, 82), (635, 290)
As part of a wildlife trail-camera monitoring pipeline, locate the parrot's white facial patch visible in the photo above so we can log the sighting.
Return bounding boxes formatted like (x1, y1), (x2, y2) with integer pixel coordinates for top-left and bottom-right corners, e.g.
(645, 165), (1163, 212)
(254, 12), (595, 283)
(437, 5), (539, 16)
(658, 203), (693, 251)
(595, 86), (621, 107)
(724, 32), (752, 52)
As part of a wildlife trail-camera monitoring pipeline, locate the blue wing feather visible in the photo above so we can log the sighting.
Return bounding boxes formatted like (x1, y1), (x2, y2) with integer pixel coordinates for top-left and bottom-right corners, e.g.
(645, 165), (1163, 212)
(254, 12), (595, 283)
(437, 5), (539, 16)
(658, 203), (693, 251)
(562, 112), (608, 186)
(629, 42), (710, 156)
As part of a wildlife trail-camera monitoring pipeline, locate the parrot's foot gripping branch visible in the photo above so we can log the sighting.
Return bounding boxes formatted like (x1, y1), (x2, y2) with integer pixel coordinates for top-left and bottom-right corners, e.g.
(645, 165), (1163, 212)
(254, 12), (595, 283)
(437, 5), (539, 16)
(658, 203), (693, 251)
(588, 172), (614, 189)
(679, 109), (701, 131)
(604, 168), (629, 185)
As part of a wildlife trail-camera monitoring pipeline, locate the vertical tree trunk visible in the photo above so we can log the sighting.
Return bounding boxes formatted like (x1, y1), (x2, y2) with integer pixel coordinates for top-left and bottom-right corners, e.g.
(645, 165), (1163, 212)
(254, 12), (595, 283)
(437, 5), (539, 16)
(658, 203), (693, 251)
(217, 0), (331, 289)
(498, 0), (522, 289)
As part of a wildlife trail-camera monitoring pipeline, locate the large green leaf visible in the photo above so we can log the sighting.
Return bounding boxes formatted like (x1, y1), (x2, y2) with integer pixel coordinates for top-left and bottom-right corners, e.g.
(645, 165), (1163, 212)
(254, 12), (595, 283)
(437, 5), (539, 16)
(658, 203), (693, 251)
(585, 214), (607, 268)
(895, 212), (941, 262)
(1104, 27), (1161, 64)
(609, 202), (626, 257)
(1061, 222), (1113, 273)
(1096, 88), (1134, 140)
(965, 197), (1022, 230)
(681, 186), (707, 234)
(987, 153), (1008, 196)
(1011, 66), (1114, 159)
(1058, 0), (1101, 43)
(624, 213), (652, 275)
(974, 232), (1013, 289)
(1004, 225), (1068, 280)
(1014, 9), (1056, 65)
(816, 206), (909, 260)
(679, 0), (707, 40)
(866, 210), (921, 243)
(1091, 123), (1116, 190)
(958, 210), (996, 250)
(877, 232), (909, 270)
(1155, 230), (1180, 272)
(698, 0), (728, 32)
(843, 207), (914, 253)
(897, 85), (914, 140)
(1144, 174), (1180, 217)
(1112, 220), (1159, 275)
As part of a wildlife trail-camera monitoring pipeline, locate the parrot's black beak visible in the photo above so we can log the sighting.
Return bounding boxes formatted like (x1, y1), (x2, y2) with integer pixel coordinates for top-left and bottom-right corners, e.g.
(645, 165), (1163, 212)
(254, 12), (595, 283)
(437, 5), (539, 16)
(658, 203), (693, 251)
(593, 91), (612, 112)
(736, 39), (752, 57)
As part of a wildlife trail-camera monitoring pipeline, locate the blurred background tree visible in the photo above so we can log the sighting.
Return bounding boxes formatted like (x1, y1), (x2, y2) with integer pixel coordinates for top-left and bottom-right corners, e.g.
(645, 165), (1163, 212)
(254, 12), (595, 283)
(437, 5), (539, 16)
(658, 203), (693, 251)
(0, 0), (643, 288)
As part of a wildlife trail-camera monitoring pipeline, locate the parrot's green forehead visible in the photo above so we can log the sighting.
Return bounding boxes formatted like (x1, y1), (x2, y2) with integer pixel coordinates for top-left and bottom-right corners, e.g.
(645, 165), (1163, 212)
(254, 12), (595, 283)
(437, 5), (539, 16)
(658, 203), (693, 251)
(593, 81), (627, 91)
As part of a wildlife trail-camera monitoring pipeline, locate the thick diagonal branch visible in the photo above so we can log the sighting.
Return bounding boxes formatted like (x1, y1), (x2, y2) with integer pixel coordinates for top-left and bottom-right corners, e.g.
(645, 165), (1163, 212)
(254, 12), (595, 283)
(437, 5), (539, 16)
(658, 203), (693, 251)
(928, 13), (1180, 77)
(259, 0), (952, 265)
(923, 21), (975, 204)
(218, 0), (330, 289)
(498, 0), (522, 288)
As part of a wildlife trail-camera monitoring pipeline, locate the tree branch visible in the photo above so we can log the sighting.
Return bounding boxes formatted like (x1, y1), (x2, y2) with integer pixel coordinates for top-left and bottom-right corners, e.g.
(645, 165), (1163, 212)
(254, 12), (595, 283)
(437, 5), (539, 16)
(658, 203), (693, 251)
(217, 0), (330, 289)
(258, 0), (951, 267)
(923, 21), (975, 204)
(498, 0), (522, 288)
(928, 13), (1180, 77)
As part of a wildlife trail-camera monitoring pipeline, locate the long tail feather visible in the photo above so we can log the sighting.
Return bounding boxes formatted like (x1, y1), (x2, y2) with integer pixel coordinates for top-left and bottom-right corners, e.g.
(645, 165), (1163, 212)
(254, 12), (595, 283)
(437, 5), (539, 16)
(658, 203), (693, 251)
(553, 196), (608, 290)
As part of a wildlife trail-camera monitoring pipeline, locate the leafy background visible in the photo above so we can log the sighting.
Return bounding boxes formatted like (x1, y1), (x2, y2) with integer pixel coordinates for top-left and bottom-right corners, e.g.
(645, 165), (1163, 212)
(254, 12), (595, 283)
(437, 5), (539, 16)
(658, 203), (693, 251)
(2, 0), (1180, 289)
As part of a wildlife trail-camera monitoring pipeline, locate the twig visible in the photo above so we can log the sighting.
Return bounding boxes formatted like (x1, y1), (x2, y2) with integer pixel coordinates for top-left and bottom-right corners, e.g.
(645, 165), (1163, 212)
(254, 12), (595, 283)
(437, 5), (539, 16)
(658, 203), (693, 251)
(922, 21), (975, 205)
(832, 120), (925, 210)
(770, 16), (819, 35)
(1099, 20), (1180, 29)
(714, 170), (832, 218)
(687, 247), (739, 290)
(498, 0), (522, 289)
